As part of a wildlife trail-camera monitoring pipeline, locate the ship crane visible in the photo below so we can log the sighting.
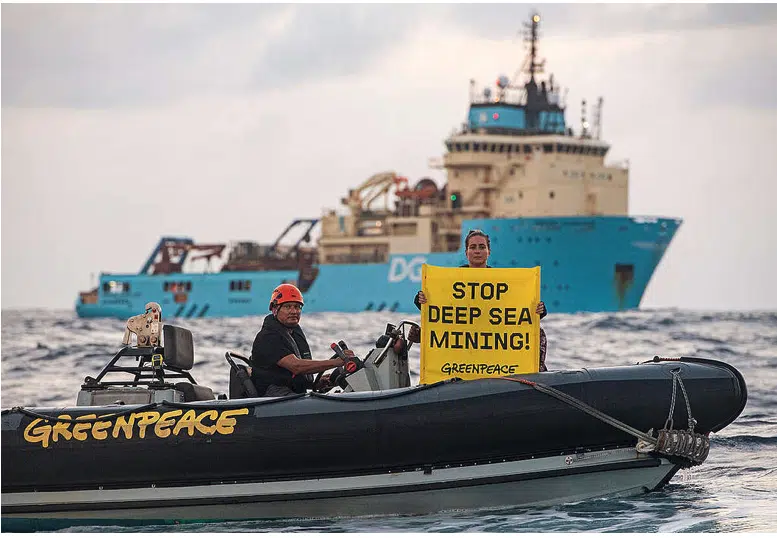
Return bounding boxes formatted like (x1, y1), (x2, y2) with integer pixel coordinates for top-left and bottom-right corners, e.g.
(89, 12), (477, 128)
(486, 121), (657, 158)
(143, 239), (227, 275)
(341, 171), (408, 215)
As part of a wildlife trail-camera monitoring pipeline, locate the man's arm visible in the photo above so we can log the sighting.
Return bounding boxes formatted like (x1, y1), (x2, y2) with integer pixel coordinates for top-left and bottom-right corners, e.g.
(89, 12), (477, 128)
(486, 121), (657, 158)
(276, 354), (349, 376)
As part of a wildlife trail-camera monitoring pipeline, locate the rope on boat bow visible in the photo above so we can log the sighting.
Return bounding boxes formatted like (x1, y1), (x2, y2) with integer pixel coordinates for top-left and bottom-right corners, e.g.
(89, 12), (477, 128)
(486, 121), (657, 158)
(504, 378), (656, 445)
(665, 368), (697, 433)
(502, 369), (710, 467)
(642, 366), (709, 465)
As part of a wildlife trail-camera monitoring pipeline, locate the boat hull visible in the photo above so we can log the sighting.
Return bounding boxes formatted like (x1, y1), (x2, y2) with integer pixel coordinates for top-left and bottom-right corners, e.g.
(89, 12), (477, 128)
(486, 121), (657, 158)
(1, 357), (746, 527)
(75, 215), (681, 318)
(1, 448), (678, 529)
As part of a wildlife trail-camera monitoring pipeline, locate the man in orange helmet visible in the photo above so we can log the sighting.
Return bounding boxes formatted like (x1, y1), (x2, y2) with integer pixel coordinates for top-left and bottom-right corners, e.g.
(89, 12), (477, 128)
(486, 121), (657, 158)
(250, 283), (351, 397)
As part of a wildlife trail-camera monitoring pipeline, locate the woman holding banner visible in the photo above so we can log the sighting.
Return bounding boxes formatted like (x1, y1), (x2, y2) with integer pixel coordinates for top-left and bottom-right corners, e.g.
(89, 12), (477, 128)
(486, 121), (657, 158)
(414, 229), (549, 372)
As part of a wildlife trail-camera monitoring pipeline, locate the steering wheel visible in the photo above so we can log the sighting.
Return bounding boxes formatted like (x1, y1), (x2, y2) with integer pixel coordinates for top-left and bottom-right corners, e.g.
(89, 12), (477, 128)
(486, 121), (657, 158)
(312, 340), (361, 393)
(312, 350), (344, 393)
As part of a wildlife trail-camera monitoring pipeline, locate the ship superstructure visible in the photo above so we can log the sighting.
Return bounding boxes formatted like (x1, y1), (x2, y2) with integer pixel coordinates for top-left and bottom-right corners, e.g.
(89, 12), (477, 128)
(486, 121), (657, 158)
(76, 13), (681, 319)
(317, 13), (627, 259)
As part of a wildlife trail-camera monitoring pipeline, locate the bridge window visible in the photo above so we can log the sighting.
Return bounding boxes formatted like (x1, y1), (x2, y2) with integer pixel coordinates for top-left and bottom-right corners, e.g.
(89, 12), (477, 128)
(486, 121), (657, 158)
(164, 281), (192, 293)
(464, 143), (470, 151)
(446, 142), (453, 152)
(523, 145), (532, 153)
(103, 281), (130, 294)
(498, 144), (505, 153)
(473, 143), (480, 152)
(543, 144), (554, 153)
(230, 280), (252, 292)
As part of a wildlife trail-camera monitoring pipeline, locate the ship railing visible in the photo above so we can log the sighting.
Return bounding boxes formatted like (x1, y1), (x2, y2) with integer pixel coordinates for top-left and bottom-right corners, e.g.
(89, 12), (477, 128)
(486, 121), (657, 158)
(326, 253), (388, 264)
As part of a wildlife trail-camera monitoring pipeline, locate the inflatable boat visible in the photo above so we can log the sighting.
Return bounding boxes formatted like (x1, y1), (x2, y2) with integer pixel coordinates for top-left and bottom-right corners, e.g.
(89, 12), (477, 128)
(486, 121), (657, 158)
(1, 306), (747, 530)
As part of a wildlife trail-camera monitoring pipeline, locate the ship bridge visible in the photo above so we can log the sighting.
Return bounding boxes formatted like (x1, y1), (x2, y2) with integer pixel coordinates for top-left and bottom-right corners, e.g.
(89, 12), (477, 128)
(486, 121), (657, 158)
(464, 13), (567, 137)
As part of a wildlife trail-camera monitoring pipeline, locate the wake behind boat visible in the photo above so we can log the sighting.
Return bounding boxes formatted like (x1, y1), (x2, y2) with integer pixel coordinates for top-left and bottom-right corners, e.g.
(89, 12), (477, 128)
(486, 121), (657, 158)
(1, 304), (747, 530)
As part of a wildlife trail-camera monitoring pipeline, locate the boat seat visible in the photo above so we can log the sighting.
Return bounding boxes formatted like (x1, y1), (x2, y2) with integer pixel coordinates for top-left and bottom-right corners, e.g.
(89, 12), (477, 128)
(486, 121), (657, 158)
(162, 325), (215, 402)
(163, 325), (195, 370)
(174, 382), (216, 402)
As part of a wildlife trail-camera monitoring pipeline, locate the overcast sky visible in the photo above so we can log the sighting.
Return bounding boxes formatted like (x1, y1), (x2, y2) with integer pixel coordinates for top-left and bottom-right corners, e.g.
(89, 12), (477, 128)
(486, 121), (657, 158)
(2, 3), (777, 311)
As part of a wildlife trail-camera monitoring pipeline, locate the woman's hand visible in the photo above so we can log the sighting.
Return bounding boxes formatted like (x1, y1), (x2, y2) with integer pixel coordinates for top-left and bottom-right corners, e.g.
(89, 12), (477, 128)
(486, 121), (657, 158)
(536, 301), (547, 318)
(417, 291), (428, 305)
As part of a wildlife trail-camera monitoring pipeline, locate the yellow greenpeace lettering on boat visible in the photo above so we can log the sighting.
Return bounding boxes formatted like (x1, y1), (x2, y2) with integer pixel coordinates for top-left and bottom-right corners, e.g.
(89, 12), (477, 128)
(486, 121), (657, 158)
(420, 265), (541, 384)
(22, 408), (250, 448)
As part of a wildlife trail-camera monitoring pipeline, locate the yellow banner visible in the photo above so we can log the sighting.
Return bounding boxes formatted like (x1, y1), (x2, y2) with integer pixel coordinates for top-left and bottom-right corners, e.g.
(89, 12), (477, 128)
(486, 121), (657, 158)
(420, 265), (541, 384)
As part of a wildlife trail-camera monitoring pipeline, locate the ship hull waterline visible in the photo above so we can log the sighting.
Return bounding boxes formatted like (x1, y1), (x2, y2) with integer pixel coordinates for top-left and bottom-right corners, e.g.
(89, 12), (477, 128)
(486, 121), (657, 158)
(75, 216), (682, 319)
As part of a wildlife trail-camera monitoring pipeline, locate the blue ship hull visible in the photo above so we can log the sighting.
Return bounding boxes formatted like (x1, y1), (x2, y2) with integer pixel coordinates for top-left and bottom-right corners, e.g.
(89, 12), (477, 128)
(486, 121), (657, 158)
(75, 216), (680, 319)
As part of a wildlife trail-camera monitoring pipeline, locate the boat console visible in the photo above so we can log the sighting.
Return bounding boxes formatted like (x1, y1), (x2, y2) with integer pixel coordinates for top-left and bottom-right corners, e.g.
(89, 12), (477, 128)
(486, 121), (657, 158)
(76, 304), (420, 406)
(224, 319), (420, 398)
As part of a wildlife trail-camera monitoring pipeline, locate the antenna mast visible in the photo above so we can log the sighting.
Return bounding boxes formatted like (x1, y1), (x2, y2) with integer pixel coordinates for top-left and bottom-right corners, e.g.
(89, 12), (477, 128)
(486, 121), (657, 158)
(522, 12), (545, 82)
(593, 97), (604, 140)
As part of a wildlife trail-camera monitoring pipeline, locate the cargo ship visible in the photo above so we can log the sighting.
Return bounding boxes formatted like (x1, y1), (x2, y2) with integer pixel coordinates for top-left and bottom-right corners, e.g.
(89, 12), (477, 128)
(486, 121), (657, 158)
(76, 13), (681, 319)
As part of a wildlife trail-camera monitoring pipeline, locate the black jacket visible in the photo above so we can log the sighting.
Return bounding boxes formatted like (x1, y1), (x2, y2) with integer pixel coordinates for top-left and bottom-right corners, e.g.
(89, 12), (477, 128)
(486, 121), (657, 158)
(250, 314), (314, 395)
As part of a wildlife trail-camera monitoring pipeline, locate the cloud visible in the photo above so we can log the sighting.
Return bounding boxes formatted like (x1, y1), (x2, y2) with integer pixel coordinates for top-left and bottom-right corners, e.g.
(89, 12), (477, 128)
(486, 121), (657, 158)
(1, 4), (294, 107)
(2, 5), (776, 310)
(444, 3), (777, 40)
(4, 4), (776, 108)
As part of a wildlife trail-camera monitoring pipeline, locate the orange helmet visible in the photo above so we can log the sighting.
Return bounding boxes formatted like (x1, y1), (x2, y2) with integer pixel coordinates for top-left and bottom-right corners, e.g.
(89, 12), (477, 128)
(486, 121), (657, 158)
(269, 283), (304, 310)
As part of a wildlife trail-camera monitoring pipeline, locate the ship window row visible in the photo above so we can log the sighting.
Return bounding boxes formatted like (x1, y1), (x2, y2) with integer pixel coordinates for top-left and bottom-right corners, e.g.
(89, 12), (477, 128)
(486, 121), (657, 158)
(447, 142), (533, 154)
(445, 142), (607, 156)
(551, 144), (607, 156)
(164, 281), (192, 293)
(564, 170), (613, 180)
(103, 281), (130, 294)
(230, 280), (252, 292)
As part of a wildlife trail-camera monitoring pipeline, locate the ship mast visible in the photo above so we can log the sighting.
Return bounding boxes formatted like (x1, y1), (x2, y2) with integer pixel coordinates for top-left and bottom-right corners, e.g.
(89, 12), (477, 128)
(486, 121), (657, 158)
(526, 12), (542, 82)
(519, 11), (547, 131)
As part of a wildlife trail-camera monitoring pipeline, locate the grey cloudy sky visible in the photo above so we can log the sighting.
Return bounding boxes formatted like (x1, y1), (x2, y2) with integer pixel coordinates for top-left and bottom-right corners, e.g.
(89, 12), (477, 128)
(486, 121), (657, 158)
(2, 3), (777, 311)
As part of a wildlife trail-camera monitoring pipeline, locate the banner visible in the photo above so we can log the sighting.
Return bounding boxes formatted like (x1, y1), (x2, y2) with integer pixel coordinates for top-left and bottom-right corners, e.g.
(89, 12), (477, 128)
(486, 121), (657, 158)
(420, 265), (541, 384)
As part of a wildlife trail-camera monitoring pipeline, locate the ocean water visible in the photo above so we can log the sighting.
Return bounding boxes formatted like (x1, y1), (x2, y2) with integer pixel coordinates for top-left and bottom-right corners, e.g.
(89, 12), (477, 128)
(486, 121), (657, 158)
(2, 308), (776, 532)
